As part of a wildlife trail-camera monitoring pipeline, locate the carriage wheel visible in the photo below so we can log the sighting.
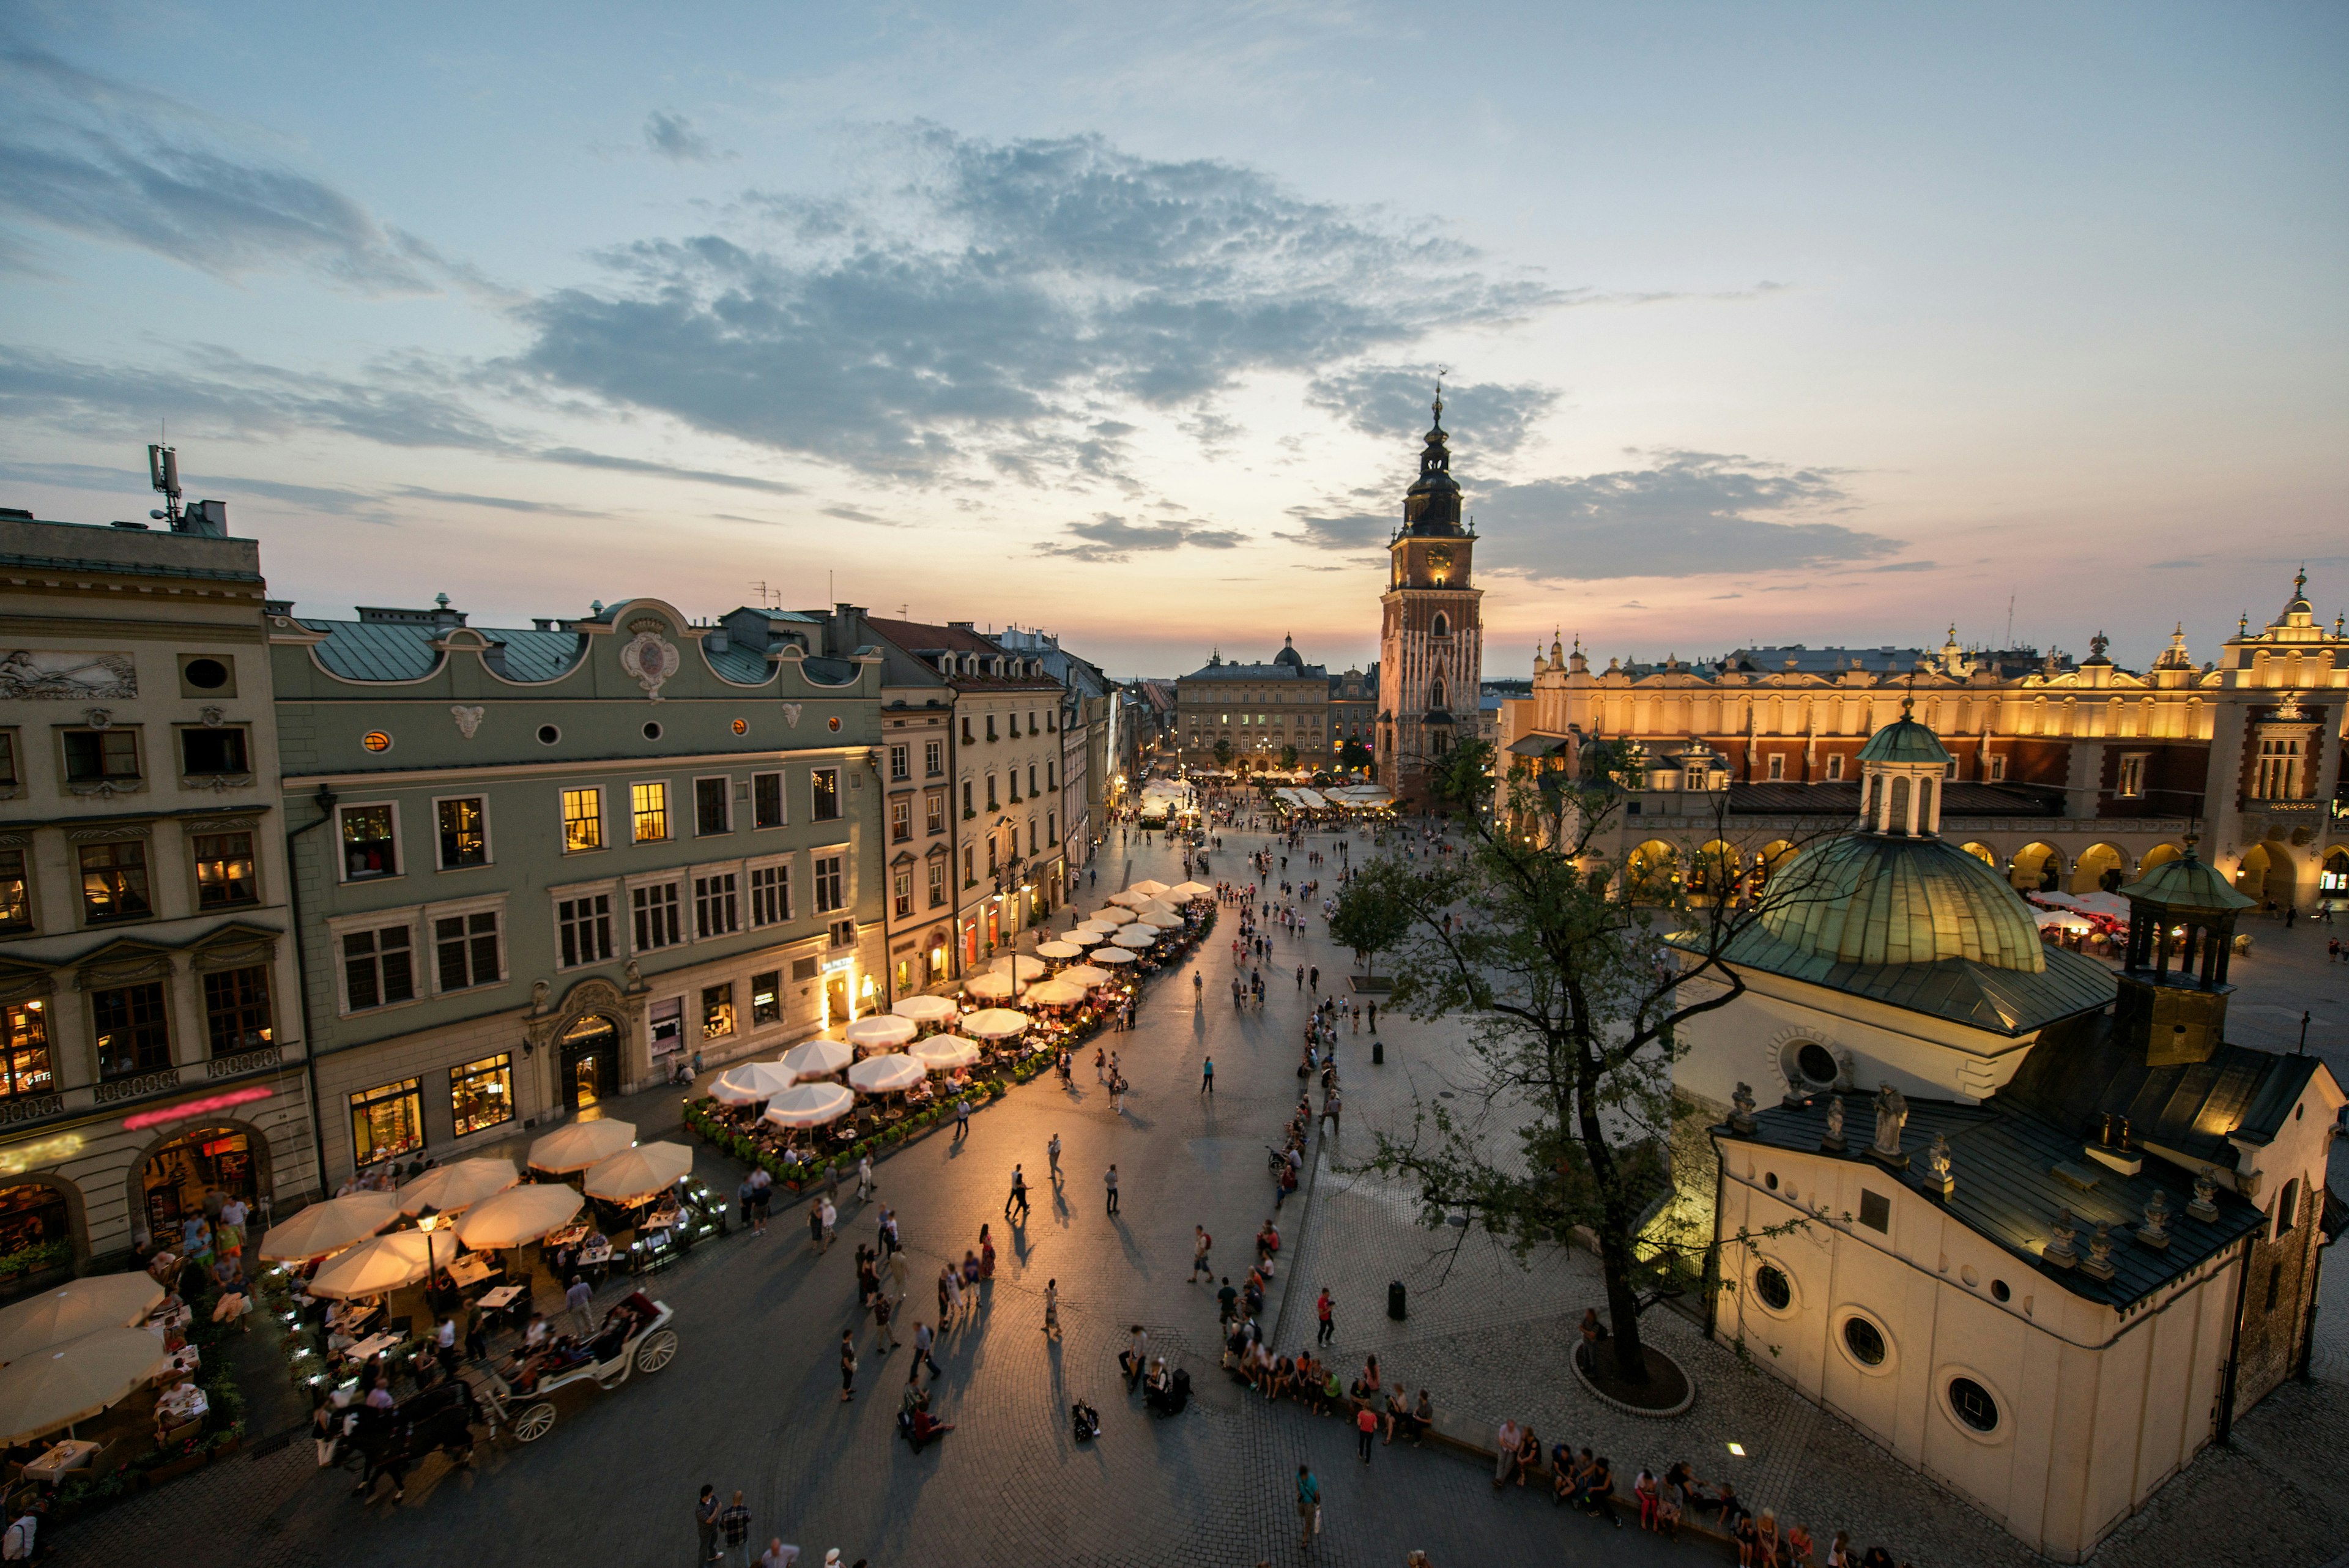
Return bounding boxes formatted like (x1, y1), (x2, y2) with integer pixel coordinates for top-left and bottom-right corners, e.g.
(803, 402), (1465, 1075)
(634, 1329), (678, 1374)
(512, 1402), (557, 1443)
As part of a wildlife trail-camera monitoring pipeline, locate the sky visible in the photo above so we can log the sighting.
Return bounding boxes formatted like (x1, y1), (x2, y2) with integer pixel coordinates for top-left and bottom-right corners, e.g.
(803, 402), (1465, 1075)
(2, 1), (2343, 678)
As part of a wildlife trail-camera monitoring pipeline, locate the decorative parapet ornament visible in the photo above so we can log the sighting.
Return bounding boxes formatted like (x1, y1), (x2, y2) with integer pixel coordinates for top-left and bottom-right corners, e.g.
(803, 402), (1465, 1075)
(619, 623), (681, 701)
(451, 704), (486, 739)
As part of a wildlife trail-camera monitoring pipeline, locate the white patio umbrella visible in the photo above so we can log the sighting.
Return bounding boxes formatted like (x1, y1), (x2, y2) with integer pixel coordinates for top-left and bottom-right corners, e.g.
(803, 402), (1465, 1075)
(528, 1118), (637, 1175)
(1025, 978), (1088, 1006)
(763, 1082), (856, 1128)
(453, 1184), (583, 1249)
(1063, 929), (1105, 947)
(710, 1060), (800, 1105)
(990, 954), (1051, 983)
(962, 1008), (1030, 1039)
(1170, 881), (1214, 899)
(308, 1230), (460, 1301)
(847, 1054), (925, 1094)
(582, 1142), (696, 1204)
(0, 1329), (170, 1444)
(965, 972), (1020, 1001)
(908, 1035), (981, 1072)
(0, 1277), (163, 1365)
(1111, 927), (1159, 947)
(1108, 890), (1155, 909)
(891, 994), (960, 1024)
(844, 1014), (918, 1051)
(1129, 879), (1171, 897)
(1089, 947), (1138, 966)
(1060, 963), (1111, 986)
(781, 1037), (855, 1078)
(398, 1157), (520, 1216)
(1034, 940), (1084, 960)
(1135, 912), (1186, 930)
(257, 1191), (401, 1263)
(1090, 906), (1136, 924)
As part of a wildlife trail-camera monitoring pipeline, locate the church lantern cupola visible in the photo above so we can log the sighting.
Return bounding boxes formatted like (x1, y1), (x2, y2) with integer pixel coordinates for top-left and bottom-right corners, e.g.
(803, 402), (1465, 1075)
(1854, 700), (1952, 838)
(2112, 845), (2254, 1066)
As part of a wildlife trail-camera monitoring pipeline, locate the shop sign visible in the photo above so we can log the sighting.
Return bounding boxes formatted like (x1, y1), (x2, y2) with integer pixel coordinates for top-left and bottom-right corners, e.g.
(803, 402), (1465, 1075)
(122, 1085), (273, 1134)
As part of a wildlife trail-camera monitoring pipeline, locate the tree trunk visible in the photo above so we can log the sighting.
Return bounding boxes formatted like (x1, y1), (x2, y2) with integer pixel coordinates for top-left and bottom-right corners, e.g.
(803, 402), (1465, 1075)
(1576, 1043), (1650, 1385)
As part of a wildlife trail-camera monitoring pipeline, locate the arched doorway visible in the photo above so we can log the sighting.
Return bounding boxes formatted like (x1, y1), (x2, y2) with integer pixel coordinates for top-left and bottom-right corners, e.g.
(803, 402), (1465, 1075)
(559, 1014), (622, 1111)
(1690, 841), (1740, 902)
(2236, 844), (2272, 901)
(2139, 842), (2185, 876)
(1627, 841), (1680, 903)
(136, 1122), (268, 1245)
(2323, 846), (2349, 901)
(1751, 841), (1796, 894)
(0, 1178), (80, 1289)
(2073, 844), (2126, 893)
(2011, 842), (2062, 893)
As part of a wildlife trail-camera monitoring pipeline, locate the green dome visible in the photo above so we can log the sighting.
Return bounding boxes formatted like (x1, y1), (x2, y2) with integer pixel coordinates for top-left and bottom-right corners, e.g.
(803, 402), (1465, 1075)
(2118, 852), (2254, 913)
(1855, 713), (1953, 766)
(1756, 835), (2046, 972)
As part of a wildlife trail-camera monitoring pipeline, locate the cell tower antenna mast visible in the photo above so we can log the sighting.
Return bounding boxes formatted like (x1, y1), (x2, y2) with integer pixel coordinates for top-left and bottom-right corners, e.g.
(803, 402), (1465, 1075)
(2005, 592), (2016, 650)
(146, 439), (182, 525)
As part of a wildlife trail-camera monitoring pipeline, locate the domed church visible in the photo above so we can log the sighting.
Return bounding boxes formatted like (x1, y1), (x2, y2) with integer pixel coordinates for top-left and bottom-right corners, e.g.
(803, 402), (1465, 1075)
(1672, 708), (2343, 1562)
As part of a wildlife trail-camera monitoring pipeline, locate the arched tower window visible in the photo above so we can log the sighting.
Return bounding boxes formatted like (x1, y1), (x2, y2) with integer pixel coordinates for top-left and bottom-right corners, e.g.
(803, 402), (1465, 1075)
(1431, 679), (1445, 710)
(1431, 612), (1450, 639)
(1889, 776), (1912, 835)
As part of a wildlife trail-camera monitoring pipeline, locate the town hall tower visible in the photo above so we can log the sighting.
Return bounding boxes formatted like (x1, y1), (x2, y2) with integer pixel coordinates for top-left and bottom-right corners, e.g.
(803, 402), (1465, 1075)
(1378, 392), (1485, 806)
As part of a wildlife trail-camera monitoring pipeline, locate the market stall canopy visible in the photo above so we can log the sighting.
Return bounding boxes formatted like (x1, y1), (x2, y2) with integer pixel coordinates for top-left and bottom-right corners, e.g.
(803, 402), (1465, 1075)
(847, 1054), (926, 1094)
(1129, 879), (1171, 897)
(398, 1157), (520, 1216)
(1089, 947), (1138, 965)
(962, 1008), (1030, 1039)
(308, 1230), (460, 1301)
(1108, 890), (1156, 909)
(529, 1119), (637, 1175)
(780, 1038), (855, 1079)
(453, 1183), (583, 1249)
(844, 1014), (918, 1051)
(582, 1142), (696, 1204)
(710, 1060), (800, 1106)
(989, 954), (1051, 983)
(0, 1276), (163, 1365)
(0, 1328), (170, 1444)
(908, 1035), (981, 1072)
(965, 972), (1020, 1001)
(763, 1082), (856, 1128)
(257, 1191), (401, 1263)
(1024, 978), (1088, 1006)
(891, 994), (960, 1024)
(1089, 907), (1137, 925)
(1060, 963), (1111, 986)
(1034, 941), (1084, 960)
(1170, 882), (1214, 899)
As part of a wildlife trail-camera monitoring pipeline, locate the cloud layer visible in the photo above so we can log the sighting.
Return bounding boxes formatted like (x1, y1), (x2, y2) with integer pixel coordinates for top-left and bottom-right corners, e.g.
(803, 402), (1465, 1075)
(1305, 363), (1559, 458)
(1036, 512), (1250, 563)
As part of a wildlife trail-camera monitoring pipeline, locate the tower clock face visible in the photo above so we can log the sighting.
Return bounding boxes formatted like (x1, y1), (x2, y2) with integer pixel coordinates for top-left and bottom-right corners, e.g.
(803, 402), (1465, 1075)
(1427, 546), (1452, 570)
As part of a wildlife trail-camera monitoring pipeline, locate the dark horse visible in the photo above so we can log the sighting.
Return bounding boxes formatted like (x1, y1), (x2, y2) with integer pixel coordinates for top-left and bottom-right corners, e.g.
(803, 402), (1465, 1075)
(343, 1380), (481, 1503)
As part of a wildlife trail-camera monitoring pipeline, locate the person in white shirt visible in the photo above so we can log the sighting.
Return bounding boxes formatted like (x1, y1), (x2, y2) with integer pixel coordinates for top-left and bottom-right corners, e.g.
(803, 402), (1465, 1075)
(2, 1508), (37, 1561)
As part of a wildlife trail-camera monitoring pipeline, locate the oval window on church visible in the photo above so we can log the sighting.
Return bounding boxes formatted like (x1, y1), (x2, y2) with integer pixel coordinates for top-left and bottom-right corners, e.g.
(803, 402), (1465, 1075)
(1754, 1263), (1792, 1312)
(1948, 1376), (1999, 1433)
(1842, 1315), (1887, 1367)
(1797, 1043), (1838, 1087)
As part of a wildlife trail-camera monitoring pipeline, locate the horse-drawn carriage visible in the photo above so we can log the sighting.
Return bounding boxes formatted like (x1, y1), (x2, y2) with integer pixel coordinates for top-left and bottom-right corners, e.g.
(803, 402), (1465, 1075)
(474, 1293), (677, 1443)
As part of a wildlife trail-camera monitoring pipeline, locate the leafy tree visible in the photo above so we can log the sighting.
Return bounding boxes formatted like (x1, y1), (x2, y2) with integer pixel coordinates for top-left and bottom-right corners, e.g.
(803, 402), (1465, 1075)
(1354, 738), (1827, 1388)
(1337, 737), (1372, 772)
(1280, 743), (1300, 770)
(1329, 859), (1417, 981)
(1213, 738), (1233, 768)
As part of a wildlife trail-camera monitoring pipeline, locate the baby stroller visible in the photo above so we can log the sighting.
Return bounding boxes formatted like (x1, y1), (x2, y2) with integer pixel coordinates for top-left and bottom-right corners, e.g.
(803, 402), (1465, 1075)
(1146, 1367), (1192, 1417)
(1071, 1399), (1102, 1442)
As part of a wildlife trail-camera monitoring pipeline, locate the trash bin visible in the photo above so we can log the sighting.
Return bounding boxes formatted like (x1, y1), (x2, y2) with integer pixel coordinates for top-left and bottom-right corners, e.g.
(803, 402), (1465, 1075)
(1387, 1279), (1407, 1320)
(1372, 1039), (1385, 1065)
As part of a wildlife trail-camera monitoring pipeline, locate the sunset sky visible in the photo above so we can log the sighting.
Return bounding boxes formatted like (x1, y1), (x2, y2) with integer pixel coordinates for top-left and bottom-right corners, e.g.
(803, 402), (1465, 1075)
(2, 2), (2342, 677)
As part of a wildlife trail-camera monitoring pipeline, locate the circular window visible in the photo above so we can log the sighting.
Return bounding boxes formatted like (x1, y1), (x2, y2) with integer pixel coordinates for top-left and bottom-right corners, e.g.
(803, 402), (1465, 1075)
(1990, 1279), (2011, 1304)
(1789, 1041), (1839, 1088)
(828, 715), (842, 732)
(642, 721), (662, 741)
(1764, 1172), (1779, 1191)
(1842, 1315), (1887, 1367)
(1948, 1377), (1999, 1432)
(183, 657), (229, 689)
(1754, 1263), (1792, 1312)
(536, 724), (560, 746)
(360, 731), (392, 754)
(731, 718), (748, 737)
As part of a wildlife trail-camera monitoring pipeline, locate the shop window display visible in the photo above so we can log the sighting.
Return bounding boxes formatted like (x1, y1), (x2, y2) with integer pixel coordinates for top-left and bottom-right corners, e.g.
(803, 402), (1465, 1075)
(0, 1183), (73, 1284)
(139, 1126), (255, 1243)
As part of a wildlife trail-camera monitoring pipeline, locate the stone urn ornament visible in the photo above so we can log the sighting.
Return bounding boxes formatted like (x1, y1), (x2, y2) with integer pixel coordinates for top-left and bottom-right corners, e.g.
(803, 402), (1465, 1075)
(2136, 1191), (2172, 1250)
(1729, 1081), (1758, 1134)
(2188, 1167), (2220, 1222)
(2044, 1206), (2079, 1268)
(2082, 1221), (2116, 1281)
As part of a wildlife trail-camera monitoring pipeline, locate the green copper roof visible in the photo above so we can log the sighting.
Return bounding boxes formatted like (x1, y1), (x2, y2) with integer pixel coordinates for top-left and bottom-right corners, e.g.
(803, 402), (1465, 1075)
(1753, 834), (2046, 971)
(1855, 712), (1953, 765)
(2117, 852), (2254, 913)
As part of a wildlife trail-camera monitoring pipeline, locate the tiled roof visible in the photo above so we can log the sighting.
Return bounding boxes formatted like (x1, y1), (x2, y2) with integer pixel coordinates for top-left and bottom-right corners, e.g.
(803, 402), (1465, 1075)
(297, 620), (590, 683)
(2000, 1013), (2324, 1166)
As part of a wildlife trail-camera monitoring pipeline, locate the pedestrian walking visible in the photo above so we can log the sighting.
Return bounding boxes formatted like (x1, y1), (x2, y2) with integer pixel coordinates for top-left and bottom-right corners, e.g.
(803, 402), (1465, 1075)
(819, 1197), (837, 1248)
(1296, 965), (1305, 990)
(1042, 1279), (1060, 1338)
(1296, 1465), (1321, 1548)
(1094, 1046), (1106, 1082)
(1216, 1276), (1238, 1325)
(1006, 1164), (1030, 1219)
(696, 1484), (722, 1562)
(1356, 1403), (1378, 1463)
(1316, 1288), (1335, 1345)
(857, 1153), (874, 1200)
(1190, 1225), (1213, 1282)
(721, 1491), (752, 1565)
(565, 1274), (593, 1337)
(872, 1290), (897, 1353)
(1201, 1056), (1215, 1094)
(808, 1201), (825, 1253)
(1047, 1133), (1063, 1183)
(1310, 965), (1319, 992)
(913, 1318), (940, 1378)
(826, 1157), (842, 1206)
(886, 1244), (909, 1303)
(1368, 1001), (1378, 1031)
(1105, 1164), (1120, 1215)
(954, 1097), (971, 1142)
(839, 1330), (858, 1402)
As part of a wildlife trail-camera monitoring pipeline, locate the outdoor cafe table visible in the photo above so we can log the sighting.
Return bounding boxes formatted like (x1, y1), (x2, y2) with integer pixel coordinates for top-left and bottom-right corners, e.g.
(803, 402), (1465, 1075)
(21, 1439), (99, 1484)
(447, 1253), (494, 1288)
(478, 1284), (526, 1311)
(339, 1331), (401, 1366)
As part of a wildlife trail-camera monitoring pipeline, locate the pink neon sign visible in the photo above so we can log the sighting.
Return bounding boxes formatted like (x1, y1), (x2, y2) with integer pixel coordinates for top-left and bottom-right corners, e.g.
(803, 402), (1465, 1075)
(121, 1085), (275, 1132)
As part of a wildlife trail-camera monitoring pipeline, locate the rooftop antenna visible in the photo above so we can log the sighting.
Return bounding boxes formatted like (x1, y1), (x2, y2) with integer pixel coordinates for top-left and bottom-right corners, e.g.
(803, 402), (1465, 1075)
(2004, 592), (2015, 650)
(747, 580), (781, 609)
(146, 432), (182, 526)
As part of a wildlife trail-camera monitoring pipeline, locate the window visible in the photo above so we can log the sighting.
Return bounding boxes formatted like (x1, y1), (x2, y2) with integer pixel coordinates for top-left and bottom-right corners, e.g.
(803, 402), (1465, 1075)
(1858, 1189), (1891, 1233)
(891, 799), (912, 842)
(1842, 1316), (1887, 1367)
(350, 1078), (425, 1166)
(437, 797), (488, 868)
(812, 853), (844, 914)
(450, 1054), (513, 1137)
(433, 909), (503, 992)
(1047, 760), (1057, 790)
(1792, 1042), (1839, 1088)
(928, 861), (947, 908)
(2277, 1178), (2300, 1237)
(557, 892), (614, 968)
(632, 881), (682, 950)
(987, 835), (998, 873)
(811, 767), (841, 822)
(751, 970), (782, 1027)
(179, 655), (233, 696)
(924, 739), (943, 775)
(888, 744), (910, 781)
(182, 831), (256, 912)
(1047, 812), (1058, 845)
(961, 716), (973, 745)
(78, 841), (152, 923)
(201, 965), (272, 1055)
(695, 871), (740, 938)
(2255, 737), (2304, 800)
(702, 983), (735, 1039)
(62, 727), (140, 783)
(1009, 771), (1020, 803)
(987, 775), (999, 811)
(986, 715), (998, 741)
(1, 1001), (54, 1098)
(1766, 753), (1785, 781)
(828, 918), (856, 948)
(537, 724), (561, 746)
(1008, 713), (1020, 738)
(342, 923), (415, 1011)
(748, 862), (790, 926)
(752, 771), (785, 828)
(1946, 1377), (1998, 1433)
(893, 868), (913, 918)
(1825, 754), (1844, 781)
(1029, 820), (1038, 855)
(0, 730), (18, 787)
(962, 781), (973, 816)
(631, 782), (669, 842)
(695, 777), (731, 836)
(963, 846), (973, 885)
(0, 849), (29, 932)
(179, 727), (248, 776)
(1754, 1263), (1792, 1312)
(562, 788), (603, 852)
(92, 981), (171, 1079)
(2117, 753), (2147, 799)
(926, 793), (945, 836)
(340, 804), (399, 880)
(1028, 765), (1038, 797)
(1986, 755), (2007, 782)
